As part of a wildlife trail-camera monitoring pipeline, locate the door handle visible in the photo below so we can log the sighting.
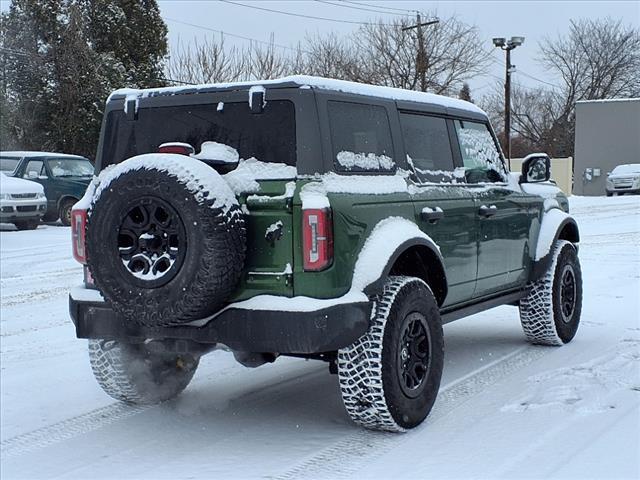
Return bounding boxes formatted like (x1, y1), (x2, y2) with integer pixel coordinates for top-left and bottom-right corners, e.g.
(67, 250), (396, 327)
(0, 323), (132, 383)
(421, 207), (444, 224)
(478, 205), (497, 218)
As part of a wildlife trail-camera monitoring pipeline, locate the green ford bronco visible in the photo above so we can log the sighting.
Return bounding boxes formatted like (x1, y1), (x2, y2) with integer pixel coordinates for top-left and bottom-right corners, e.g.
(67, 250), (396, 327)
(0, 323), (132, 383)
(69, 76), (582, 432)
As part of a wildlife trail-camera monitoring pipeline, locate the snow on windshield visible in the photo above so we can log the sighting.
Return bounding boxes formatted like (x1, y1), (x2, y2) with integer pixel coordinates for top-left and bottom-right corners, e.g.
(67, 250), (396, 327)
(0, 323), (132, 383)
(49, 159), (94, 177)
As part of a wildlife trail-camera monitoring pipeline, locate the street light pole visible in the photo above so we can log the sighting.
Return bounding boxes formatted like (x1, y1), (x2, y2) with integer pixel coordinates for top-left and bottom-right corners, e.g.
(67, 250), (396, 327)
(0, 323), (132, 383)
(505, 47), (512, 162)
(493, 36), (524, 164)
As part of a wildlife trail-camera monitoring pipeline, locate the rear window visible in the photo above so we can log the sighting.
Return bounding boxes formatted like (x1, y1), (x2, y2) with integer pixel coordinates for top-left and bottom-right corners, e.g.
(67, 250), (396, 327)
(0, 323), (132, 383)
(328, 101), (395, 173)
(0, 157), (20, 174)
(101, 100), (296, 167)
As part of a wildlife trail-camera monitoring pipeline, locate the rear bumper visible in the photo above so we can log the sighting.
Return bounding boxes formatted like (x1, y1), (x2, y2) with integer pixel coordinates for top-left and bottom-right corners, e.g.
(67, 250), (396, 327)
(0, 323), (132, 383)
(69, 289), (371, 354)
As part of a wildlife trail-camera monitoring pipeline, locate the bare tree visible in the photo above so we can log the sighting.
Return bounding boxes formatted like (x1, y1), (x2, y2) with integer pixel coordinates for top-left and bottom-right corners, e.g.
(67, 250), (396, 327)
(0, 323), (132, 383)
(166, 36), (246, 84)
(350, 14), (490, 94)
(483, 18), (639, 158)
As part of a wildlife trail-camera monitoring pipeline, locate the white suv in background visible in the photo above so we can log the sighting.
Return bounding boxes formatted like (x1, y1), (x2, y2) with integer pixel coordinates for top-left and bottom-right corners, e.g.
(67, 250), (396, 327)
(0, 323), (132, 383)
(606, 164), (640, 196)
(0, 172), (47, 230)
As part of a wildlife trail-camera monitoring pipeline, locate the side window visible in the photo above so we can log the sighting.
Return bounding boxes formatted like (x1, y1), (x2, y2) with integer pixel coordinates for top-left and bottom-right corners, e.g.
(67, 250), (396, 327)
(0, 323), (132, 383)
(399, 113), (457, 183)
(454, 120), (506, 183)
(23, 160), (45, 179)
(328, 101), (395, 173)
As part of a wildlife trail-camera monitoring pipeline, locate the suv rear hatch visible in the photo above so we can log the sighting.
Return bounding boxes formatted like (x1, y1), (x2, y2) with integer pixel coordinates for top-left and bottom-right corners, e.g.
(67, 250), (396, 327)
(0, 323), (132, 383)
(97, 92), (298, 300)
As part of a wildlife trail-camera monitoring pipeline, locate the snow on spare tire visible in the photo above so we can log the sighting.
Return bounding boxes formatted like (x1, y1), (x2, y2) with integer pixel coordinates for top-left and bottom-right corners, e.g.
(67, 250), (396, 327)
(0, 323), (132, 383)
(85, 154), (246, 327)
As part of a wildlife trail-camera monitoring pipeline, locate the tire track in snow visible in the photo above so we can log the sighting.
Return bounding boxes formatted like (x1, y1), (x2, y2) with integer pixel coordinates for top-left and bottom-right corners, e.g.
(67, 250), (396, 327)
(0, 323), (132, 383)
(272, 345), (550, 480)
(0, 403), (151, 459)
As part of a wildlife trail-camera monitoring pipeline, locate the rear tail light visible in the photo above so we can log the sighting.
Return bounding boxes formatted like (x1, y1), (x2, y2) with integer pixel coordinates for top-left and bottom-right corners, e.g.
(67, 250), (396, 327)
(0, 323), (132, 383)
(158, 142), (195, 155)
(302, 208), (333, 271)
(71, 208), (88, 264)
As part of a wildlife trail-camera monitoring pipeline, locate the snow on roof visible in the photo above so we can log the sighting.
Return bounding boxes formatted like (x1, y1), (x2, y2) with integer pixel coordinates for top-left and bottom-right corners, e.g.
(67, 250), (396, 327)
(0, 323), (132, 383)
(0, 151), (87, 159)
(576, 97), (640, 104)
(108, 75), (485, 115)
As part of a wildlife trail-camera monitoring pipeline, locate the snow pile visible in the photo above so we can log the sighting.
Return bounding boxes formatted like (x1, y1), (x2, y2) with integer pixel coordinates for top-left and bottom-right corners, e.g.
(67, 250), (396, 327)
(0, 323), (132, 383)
(223, 158), (297, 195)
(248, 85), (266, 109)
(247, 181), (296, 203)
(535, 208), (572, 260)
(108, 75), (485, 115)
(192, 142), (239, 164)
(351, 217), (436, 291)
(300, 172), (408, 209)
(336, 151), (394, 171)
(90, 154), (238, 214)
(0, 174), (45, 195)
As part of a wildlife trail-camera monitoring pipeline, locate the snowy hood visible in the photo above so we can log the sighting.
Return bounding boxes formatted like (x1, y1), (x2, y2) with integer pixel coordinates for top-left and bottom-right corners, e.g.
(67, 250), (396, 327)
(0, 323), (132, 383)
(0, 173), (44, 195)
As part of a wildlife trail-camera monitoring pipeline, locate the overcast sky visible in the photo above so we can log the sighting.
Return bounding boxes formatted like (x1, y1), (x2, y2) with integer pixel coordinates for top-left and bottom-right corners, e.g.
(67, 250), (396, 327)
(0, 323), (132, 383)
(156, 0), (639, 97)
(2, 0), (638, 98)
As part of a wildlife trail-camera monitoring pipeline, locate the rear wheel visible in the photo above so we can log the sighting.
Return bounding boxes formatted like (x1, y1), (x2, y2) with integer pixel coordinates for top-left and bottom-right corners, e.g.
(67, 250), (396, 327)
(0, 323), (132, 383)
(14, 219), (39, 230)
(337, 276), (444, 432)
(88, 339), (199, 405)
(59, 199), (76, 226)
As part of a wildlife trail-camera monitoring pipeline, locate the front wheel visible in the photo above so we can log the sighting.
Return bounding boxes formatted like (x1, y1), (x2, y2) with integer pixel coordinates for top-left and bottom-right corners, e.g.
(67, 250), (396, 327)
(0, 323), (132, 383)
(59, 199), (76, 226)
(338, 276), (444, 432)
(519, 240), (583, 346)
(88, 339), (199, 404)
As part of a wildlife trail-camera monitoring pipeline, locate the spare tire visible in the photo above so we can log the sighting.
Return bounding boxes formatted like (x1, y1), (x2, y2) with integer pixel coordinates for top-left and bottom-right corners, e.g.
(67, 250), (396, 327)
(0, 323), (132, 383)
(86, 154), (245, 327)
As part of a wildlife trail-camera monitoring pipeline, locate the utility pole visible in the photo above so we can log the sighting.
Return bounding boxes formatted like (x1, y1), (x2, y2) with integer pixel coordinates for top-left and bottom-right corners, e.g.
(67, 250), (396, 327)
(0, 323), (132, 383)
(402, 14), (439, 92)
(493, 36), (525, 163)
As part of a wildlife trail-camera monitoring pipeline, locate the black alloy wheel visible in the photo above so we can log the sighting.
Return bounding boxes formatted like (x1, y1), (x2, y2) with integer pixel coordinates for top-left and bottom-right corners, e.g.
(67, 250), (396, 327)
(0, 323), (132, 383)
(117, 197), (186, 288)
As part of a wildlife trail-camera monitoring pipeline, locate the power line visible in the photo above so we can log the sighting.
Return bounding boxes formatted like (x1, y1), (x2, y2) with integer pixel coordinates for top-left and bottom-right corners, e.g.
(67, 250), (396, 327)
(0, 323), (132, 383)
(219, 0), (389, 26)
(517, 70), (558, 88)
(165, 17), (310, 54)
(341, 0), (414, 13)
(314, 0), (408, 16)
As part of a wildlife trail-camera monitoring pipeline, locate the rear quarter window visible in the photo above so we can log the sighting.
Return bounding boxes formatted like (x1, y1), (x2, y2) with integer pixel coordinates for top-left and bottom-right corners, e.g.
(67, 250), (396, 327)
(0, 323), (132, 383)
(400, 113), (457, 183)
(328, 101), (395, 173)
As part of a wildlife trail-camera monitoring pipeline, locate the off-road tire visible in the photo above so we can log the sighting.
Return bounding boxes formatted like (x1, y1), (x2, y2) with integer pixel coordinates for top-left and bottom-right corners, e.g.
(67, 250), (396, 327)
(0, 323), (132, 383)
(87, 165), (245, 327)
(59, 198), (76, 226)
(14, 220), (39, 230)
(337, 276), (444, 432)
(519, 240), (582, 345)
(88, 339), (199, 405)
(42, 211), (59, 222)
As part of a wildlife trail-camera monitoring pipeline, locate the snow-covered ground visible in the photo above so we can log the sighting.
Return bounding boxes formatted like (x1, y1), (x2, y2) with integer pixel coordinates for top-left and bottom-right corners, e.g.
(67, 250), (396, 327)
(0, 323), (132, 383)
(1, 196), (638, 479)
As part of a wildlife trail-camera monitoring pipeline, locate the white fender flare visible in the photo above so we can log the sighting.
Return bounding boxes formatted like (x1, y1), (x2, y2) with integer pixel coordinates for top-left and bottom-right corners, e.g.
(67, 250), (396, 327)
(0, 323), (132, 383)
(351, 216), (446, 299)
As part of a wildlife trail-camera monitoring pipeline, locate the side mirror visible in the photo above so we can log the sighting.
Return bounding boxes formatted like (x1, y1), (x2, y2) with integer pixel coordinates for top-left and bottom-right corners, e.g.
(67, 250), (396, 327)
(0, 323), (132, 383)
(520, 154), (551, 183)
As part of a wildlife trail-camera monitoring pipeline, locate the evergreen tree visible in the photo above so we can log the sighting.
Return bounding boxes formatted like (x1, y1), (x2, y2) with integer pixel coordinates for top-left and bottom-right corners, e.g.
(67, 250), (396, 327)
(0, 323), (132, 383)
(0, 0), (168, 158)
(458, 82), (473, 103)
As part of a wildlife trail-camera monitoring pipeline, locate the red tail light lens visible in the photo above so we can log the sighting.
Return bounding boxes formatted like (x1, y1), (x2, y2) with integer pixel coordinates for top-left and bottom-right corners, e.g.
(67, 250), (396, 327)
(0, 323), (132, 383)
(71, 208), (88, 264)
(302, 208), (333, 271)
(158, 142), (195, 155)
